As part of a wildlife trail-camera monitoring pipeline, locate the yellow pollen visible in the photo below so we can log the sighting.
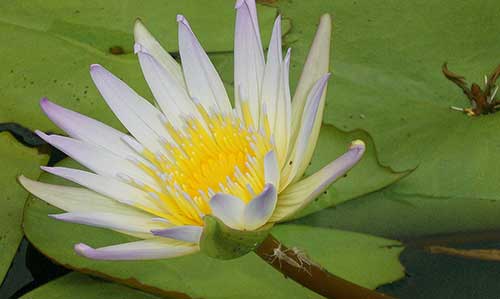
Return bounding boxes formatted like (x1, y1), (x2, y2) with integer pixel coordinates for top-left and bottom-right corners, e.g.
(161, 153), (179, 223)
(130, 103), (273, 226)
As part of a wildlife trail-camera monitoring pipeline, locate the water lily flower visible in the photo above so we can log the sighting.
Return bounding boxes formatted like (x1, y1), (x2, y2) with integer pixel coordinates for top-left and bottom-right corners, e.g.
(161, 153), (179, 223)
(19, 0), (365, 260)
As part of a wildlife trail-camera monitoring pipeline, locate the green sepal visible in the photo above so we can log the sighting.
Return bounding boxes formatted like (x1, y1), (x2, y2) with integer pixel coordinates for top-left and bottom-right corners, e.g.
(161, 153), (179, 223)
(199, 215), (272, 260)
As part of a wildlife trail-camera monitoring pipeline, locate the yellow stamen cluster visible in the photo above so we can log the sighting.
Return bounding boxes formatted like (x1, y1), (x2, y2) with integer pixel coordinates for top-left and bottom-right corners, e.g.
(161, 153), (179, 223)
(130, 103), (273, 226)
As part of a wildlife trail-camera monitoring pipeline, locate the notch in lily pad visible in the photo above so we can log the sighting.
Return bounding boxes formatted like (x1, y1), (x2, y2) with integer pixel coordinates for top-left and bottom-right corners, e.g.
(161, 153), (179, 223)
(443, 63), (500, 116)
(199, 215), (272, 260)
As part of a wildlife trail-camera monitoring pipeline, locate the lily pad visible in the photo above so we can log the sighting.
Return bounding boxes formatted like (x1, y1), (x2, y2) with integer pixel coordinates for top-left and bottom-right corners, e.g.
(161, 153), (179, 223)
(295, 186), (500, 239)
(279, 0), (500, 200)
(0, 0), (278, 54)
(272, 225), (404, 290)
(22, 159), (404, 298)
(0, 132), (48, 283)
(0, 21), (149, 134)
(20, 272), (160, 299)
(0, 2), (279, 135)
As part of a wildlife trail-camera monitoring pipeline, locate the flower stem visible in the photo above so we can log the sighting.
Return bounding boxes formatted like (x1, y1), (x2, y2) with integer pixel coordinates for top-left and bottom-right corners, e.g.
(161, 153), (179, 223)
(254, 234), (395, 299)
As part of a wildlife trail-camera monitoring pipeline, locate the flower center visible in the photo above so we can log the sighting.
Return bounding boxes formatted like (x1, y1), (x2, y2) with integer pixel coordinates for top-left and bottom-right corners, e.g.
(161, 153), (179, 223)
(131, 102), (273, 226)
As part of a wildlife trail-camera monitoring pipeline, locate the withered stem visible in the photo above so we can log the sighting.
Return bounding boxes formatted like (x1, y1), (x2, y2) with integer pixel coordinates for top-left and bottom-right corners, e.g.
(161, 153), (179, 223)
(442, 62), (500, 115)
(254, 234), (395, 299)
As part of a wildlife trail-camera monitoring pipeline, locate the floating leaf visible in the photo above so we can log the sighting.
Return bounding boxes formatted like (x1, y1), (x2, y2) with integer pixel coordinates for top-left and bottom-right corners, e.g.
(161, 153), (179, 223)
(295, 187), (500, 239)
(272, 225), (404, 290)
(0, 0), (278, 54)
(20, 272), (159, 299)
(0, 2), (279, 134)
(0, 21), (149, 134)
(279, 0), (500, 200)
(0, 132), (48, 282)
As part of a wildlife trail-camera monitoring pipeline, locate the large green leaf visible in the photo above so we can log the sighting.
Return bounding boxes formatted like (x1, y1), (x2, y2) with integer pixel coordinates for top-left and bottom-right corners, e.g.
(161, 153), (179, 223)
(20, 272), (159, 299)
(272, 225), (404, 290)
(279, 0), (500, 200)
(0, 1), (279, 134)
(0, 132), (48, 283)
(0, 21), (149, 133)
(0, 0), (277, 53)
(22, 159), (404, 298)
(295, 185), (500, 239)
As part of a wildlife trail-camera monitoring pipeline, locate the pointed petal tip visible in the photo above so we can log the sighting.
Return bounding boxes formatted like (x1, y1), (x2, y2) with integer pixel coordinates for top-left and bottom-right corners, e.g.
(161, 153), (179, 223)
(275, 14), (282, 24)
(17, 175), (29, 188)
(40, 97), (50, 105)
(74, 243), (94, 258)
(134, 17), (143, 26)
(89, 64), (102, 72)
(264, 149), (274, 159)
(350, 139), (366, 149)
(133, 18), (147, 40)
(176, 14), (186, 23)
(39, 98), (64, 117)
(316, 73), (332, 86)
(35, 130), (48, 140)
(262, 182), (275, 194)
(151, 226), (203, 244)
(243, 182), (277, 230)
(40, 166), (67, 178)
(284, 47), (292, 61)
(318, 14), (332, 33)
(191, 97), (201, 105)
(48, 213), (65, 220)
(18, 175), (39, 194)
(40, 166), (62, 177)
(150, 229), (162, 236)
(320, 13), (332, 23)
(349, 139), (366, 157)
(39, 98), (54, 113)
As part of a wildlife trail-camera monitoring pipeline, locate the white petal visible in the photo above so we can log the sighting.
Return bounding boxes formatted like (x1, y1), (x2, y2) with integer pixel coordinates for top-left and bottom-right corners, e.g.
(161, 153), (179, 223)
(271, 140), (365, 222)
(280, 74), (330, 189)
(177, 15), (231, 113)
(41, 166), (158, 211)
(40, 98), (135, 158)
(274, 48), (292, 167)
(50, 212), (167, 234)
(19, 176), (147, 216)
(234, 0), (265, 123)
(264, 150), (279, 187)
(135, 44), (200, 128)
(261, 16), (282, 133)
(209, 193), (245, 230)
(243, 183), (277, 230)
(36, 132), (155, 187)
(290, 14), (331, 148)
(134, 19), (185, 88)
(75, 238), (198, 260)
(90, 64), (170, 152)
(152, 225), (203, 243)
